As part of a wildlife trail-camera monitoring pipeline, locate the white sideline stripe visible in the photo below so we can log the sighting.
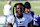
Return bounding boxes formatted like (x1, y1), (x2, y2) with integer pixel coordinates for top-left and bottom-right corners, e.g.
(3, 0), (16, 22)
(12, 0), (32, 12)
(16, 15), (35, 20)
(32, 6), (40, 9)
(30, 1), (40, 3)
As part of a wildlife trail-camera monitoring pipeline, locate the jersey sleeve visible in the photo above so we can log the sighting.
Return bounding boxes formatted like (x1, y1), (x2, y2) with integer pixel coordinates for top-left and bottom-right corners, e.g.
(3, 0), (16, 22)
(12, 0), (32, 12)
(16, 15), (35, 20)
(28, 16), (33, 23)
(9, 6), (12, 12)
(31, 11), (34, 17)
(10, 8), (12, 11)
(7, 15), (14, 24)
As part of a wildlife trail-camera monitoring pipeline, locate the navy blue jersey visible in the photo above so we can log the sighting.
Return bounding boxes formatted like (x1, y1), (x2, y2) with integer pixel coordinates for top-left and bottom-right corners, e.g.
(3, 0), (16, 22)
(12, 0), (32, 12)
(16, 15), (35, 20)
(37, 17), (40, 24)
(30, 11), (34, 18)
(34, 15), (40, 24)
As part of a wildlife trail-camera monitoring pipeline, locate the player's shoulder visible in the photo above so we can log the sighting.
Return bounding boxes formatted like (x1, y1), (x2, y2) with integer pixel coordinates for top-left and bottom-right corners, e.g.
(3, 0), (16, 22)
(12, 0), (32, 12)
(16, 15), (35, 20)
(30, 11), (34, 15)
(7, 14), (15, 24)
(23, 13), (33, 19)
(7, 13), (17, 19)
(30, 11), (34, 12)
(23, 13), (31, 16)
(30, 11), (34, 13)
(23, 13), (33, 22)
(7, 14), (14, 20)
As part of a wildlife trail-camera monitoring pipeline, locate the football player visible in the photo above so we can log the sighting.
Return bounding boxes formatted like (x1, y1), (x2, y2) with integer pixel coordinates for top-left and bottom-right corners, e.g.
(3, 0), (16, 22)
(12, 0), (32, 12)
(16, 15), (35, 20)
(7, 3), (33, 27)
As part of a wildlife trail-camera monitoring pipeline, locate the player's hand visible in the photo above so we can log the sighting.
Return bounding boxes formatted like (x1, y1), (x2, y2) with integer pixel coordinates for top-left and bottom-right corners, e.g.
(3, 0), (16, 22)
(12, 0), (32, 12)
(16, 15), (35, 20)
(6, 23), (12, 27)
(33, 18), (37, 21)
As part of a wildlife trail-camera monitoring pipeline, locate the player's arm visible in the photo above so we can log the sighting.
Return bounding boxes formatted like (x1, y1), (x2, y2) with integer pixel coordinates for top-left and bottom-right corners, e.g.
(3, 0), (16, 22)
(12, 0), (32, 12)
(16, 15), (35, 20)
(33, 18), (37, 21)
(28, 16), (33, 27)
(7, 15), (14, 27)
(6, 23), (13, 27)
(9, 7), (12, 14)
(28, 20), (33, 27)
(31, 11), (34, 18)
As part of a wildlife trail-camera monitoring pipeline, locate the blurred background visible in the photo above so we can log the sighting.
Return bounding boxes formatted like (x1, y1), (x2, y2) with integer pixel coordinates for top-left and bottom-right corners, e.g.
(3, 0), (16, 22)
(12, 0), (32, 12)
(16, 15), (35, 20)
(0, 0), (40, 15)
(0, 0), (40, 27)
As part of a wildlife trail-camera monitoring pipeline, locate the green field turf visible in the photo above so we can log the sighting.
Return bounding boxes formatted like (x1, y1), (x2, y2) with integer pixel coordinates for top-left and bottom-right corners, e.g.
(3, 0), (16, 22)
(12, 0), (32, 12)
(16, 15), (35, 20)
(0, 1), (40, 15)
